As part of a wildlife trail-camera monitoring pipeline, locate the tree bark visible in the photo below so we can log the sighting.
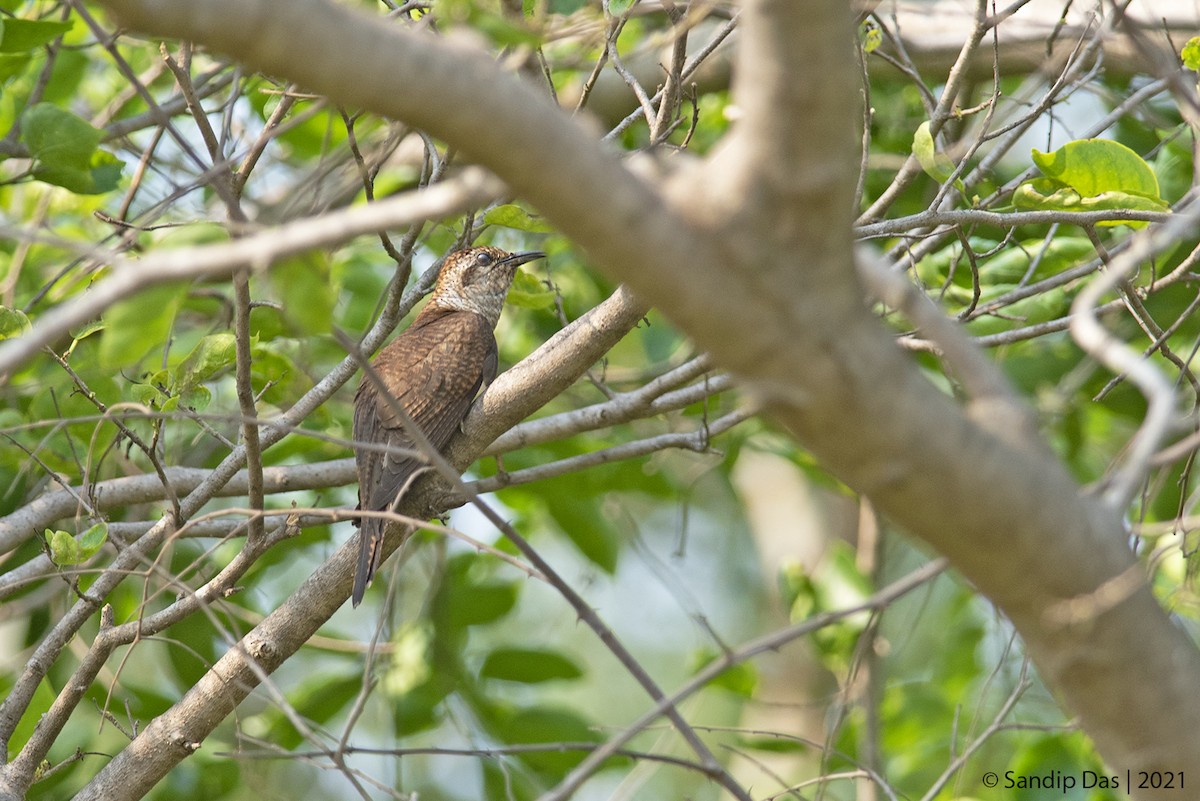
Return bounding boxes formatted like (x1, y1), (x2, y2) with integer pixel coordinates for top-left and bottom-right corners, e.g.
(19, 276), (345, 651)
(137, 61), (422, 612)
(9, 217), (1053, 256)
(73, 0), (1200, 796)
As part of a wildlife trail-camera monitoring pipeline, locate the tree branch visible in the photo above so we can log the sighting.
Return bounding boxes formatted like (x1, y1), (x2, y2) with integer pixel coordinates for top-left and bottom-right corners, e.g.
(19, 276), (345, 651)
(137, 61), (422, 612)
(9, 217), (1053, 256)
(485, 355), (725, 453)
(0, 167), (506, 379)
(63, 277), (647, 798)
(704, 0), (1200, 787)
(64, 0), (1200, 792)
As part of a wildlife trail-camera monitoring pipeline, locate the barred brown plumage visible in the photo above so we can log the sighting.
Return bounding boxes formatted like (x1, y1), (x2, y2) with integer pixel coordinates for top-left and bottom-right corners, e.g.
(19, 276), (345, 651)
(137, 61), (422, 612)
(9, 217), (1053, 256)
(351, 246), (545, 607)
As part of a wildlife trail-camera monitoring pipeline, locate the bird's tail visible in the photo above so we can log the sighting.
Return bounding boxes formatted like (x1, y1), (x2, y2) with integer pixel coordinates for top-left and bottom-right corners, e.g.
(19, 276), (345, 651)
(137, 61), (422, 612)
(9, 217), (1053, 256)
(352, 517), (385, 607)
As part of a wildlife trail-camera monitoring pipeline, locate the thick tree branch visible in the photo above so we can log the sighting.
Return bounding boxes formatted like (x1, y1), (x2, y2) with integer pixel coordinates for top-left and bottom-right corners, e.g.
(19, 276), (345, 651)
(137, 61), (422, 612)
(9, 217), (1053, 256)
(485, 356), (726, 453)
(0, 167), (505, 379)
(1069, 205), (1200, 508)
(369, 284), (651, 522)
(696, 0), (1200, 788)
(66, 283), (647, 799)
(0, 460), (355, 557)
(70, 0), (1200, 794)
(93, 0), (732, 345)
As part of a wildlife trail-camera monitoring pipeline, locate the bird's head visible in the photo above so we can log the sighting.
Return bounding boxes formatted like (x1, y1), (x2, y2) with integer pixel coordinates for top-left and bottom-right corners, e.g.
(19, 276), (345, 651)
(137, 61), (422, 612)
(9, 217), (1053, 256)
(426, 246), (545, 325)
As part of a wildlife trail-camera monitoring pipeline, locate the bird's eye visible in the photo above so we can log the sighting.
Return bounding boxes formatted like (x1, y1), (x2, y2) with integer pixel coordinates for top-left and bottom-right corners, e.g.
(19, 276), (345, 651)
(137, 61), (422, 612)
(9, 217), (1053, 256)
(475, 251), (493, 266)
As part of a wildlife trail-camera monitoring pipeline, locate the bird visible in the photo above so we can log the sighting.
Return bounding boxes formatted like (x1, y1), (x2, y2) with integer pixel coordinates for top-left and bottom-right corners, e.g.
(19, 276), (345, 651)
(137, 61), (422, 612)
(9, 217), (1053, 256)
(351, 245), (545, 607)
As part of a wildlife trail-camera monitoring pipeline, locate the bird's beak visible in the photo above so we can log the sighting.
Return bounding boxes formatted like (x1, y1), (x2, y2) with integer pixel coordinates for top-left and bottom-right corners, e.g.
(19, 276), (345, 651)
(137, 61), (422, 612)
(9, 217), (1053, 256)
(503, 250), (546, 269)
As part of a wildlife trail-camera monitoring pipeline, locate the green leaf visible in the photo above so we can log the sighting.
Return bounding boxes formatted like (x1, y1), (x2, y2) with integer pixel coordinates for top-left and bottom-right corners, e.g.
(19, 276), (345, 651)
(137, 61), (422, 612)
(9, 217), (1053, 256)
(382, 623), (433, 696)
(177, 384), (211, 412)
(823, 540), (873, 602)
(779, 560), (818, 620)
(918, 236), (1096, 292)
(498, 706), (598, 745)
(45, 522), (107, 565)
(77, 522), (107, 556)
(976, 236), (1094, 283)
(46, 529), (78, 564)
(263, 673), (362, 750)
(34, 148), (122, 194)
(690, 649), (758, 697)
(1183, 36), (1200, 71)
(20, 103), (123, 193)
(1031, 139), (1163, 201)
(0, 19), (72, 53)
(1013, 176), (1169, 227)
(270, 251), (333, 335)
(21, 102), (99, 163)
(41, 47), (89, 107)
(176, 332), (236, 390)
(68, 318), (104, 342)
(735, 735), (808, 754)
(443, 580), (519, 628)
(1011, 179), (1078, 211)
(963, 281), (1070, 336)
(544, 492), (619, 573)
(912, 121), (952, 183)
(131, 381), (164, 408)
(7, 678), (56, 756)
(506, 269), (555, 310)
(480, 647), (584, 683)
(99, 283), (187, 369)
(492, 706), (601, 778)
(165, 605), (221, 689)
(0, 53), (30, 83)
(0, 306), (31, 340)
(390, 678), (451, 734)
(483, 203), (554, 233)
(912, 121), (965, 193)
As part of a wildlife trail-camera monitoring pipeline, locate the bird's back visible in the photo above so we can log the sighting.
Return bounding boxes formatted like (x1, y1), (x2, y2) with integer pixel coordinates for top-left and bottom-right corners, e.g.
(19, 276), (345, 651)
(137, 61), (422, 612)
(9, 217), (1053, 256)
(351, 308), (497, 604)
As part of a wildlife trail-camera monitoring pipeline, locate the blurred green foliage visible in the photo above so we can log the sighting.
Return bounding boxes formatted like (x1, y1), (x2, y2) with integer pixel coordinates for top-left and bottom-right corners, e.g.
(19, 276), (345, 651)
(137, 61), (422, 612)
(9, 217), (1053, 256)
(1, 2), (1198, 801)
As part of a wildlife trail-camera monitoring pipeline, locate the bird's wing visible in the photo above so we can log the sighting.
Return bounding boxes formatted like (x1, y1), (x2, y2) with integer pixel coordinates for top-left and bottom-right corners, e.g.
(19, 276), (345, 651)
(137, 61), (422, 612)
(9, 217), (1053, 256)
(352, 310), (495, 605)
(354, 309), (495, 516)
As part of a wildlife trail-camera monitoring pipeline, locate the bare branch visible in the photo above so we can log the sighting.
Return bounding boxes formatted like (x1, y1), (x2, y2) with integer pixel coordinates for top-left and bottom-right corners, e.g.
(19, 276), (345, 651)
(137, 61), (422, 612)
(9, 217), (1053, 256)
(857, 250), (1044, 451)
(1069, 204), (1200, 508)
(0, 168), (506, 379)
(543, 558), (949, 801)
(486, 355), (724, 453)
(54, 274), (648, 798)
(857, 207), (1173, 238)
(473, 407), (752, 493)
(8, 0), (1197, 796)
